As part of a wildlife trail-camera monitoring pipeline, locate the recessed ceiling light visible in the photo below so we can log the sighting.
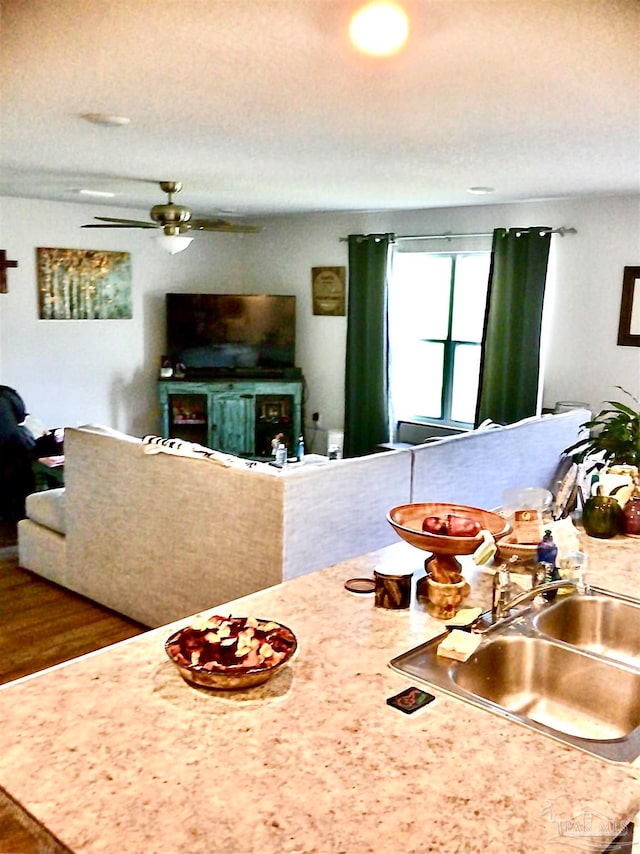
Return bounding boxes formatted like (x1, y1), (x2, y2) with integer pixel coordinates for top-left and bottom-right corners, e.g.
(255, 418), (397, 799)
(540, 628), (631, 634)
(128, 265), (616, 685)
(349, 2), (409, 57)
(81, 113), (131, 127)
(73, 188), (117, 198)
(467, 186), (495, 195)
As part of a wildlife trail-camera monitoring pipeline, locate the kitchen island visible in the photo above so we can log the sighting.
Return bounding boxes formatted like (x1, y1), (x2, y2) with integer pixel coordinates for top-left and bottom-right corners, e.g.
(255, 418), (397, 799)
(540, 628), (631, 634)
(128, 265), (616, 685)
(1, 535), (639, 854)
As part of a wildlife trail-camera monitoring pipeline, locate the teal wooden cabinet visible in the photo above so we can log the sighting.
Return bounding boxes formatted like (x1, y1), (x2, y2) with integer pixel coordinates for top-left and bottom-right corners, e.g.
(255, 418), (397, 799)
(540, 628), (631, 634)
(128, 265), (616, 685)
(159, 378), (303, 458)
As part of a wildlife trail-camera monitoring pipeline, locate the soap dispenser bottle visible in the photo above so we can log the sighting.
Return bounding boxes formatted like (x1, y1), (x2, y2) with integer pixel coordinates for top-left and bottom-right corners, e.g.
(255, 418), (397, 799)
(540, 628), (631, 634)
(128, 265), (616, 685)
(537, 529), (559, 601)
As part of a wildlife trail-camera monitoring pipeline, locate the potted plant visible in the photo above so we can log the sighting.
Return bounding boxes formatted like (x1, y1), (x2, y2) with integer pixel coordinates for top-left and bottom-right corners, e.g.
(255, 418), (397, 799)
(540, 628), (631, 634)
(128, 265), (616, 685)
(564, 387), (640, 468)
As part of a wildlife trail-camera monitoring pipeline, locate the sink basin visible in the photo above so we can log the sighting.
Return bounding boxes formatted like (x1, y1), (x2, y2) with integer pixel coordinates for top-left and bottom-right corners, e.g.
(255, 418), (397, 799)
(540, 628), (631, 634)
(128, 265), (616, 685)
(535, 593), (640, 668)
(453, 635), (640, 741)
(390, 588), (640, 763)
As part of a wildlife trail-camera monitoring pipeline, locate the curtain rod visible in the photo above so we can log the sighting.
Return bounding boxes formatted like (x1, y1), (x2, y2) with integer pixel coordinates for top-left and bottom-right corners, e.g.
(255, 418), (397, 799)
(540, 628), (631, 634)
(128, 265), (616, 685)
(339, 226), (577, 242)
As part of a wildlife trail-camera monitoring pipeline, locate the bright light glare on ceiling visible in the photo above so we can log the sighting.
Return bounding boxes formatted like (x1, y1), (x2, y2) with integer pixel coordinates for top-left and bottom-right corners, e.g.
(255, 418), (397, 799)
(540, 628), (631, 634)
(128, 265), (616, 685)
(349, 2), (409, 57)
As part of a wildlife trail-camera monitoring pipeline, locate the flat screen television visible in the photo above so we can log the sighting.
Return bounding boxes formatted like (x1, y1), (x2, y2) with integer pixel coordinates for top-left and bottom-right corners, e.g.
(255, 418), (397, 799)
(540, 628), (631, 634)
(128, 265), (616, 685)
(165, 293), (296, 376)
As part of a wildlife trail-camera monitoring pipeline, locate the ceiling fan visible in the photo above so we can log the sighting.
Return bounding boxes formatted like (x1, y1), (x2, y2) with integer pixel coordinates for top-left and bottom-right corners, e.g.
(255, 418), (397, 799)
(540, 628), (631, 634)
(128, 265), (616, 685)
(81, 181), (261, 253)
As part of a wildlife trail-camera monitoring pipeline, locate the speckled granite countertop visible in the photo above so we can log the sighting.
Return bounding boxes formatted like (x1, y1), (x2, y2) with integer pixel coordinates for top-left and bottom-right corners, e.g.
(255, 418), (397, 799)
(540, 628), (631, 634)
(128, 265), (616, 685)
(1, 535), (640, 854)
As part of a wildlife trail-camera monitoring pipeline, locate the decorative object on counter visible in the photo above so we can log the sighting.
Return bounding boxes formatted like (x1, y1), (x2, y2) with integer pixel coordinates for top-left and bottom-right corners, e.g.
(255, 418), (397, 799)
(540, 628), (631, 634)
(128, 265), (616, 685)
(552, 461), (580, 519)
(582, 493), (623, 539)
(426, 574), (471, 620)
(503, 485), (552, 523)
(564, 387), (640, 468)
(537, 529), (560, 601)
(387, 502), (509, 587)
(621, 493), (640, 537)
(512, 509), (543, 544)
(497, 517), (583, 573)
(536, 529), (558, 566)
(344, 577), (376, 595)
(296, 434), (305, 461)
(373, 567), (413, 609)
(165, 614), (297, 690)
(495, 533), (537, 563)
(386, 686), (436, 714)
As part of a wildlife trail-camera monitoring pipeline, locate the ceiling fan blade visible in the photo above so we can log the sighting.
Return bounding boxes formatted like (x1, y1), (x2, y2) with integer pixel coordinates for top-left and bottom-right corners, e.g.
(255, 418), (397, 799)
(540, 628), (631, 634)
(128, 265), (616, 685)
(189, 218), (262, 234)
(88, 216), (160, 228)
(81, 223), (156, 229)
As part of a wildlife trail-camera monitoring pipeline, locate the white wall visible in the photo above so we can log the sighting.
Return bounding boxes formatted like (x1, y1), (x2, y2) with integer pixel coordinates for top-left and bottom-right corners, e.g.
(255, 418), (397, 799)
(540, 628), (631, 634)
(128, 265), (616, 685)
(0, 197), (248, 434)
(1, 193), (639, 440)
(242, 194), (640, 431)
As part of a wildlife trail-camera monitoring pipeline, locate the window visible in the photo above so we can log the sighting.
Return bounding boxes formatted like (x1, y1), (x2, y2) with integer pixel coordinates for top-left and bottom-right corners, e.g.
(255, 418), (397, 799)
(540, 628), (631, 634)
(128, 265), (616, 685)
(388, 251), (491, 428)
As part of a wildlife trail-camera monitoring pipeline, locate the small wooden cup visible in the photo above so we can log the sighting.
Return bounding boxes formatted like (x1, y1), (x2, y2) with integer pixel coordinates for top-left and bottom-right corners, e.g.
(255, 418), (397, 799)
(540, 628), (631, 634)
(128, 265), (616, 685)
(425, 576), (470, 621)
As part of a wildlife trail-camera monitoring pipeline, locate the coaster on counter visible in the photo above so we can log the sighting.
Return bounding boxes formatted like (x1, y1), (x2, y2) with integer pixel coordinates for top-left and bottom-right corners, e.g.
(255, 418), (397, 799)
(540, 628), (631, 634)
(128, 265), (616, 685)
(387, 686), (436, 714)
(344, 577), (376, 595)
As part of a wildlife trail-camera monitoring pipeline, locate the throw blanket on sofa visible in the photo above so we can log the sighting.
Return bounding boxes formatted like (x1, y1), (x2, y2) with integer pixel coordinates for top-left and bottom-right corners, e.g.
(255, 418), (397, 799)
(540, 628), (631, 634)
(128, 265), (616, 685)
(141, 435), (266, 470)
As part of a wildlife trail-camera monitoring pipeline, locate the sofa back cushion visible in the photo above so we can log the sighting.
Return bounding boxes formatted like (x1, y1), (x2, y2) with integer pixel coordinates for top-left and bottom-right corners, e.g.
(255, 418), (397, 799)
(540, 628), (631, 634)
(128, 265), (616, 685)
(280, 448), (413, 579)
(410, 409), (590, 510)
(64, 427), (285, 626)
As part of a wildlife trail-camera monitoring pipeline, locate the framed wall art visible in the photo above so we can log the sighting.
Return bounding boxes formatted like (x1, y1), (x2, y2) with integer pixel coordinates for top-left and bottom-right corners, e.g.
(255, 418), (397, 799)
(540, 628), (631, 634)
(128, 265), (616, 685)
(311, 266), (346, 316)
(617, 266), (640, 346)
(37, 247), (132, 320)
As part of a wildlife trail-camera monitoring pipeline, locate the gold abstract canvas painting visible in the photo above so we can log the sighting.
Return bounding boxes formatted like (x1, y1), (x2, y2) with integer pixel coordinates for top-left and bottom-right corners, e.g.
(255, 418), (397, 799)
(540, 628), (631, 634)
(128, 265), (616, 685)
(37, 247), (132, 319)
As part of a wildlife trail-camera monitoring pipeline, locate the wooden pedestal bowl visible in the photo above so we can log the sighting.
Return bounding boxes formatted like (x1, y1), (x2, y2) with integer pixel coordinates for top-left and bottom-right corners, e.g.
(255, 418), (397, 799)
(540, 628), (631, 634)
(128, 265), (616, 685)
(387, 502), (510, 594)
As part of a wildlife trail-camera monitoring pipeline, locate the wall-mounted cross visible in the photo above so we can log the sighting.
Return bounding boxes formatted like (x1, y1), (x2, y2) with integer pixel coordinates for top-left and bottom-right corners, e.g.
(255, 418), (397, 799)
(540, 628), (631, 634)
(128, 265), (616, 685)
(0, 250), (19, 293)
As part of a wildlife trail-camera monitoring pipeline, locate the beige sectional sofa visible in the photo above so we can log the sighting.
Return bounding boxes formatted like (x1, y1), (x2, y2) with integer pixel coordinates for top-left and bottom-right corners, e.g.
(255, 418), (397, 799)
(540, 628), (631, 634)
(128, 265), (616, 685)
(18, 409), (589, 627)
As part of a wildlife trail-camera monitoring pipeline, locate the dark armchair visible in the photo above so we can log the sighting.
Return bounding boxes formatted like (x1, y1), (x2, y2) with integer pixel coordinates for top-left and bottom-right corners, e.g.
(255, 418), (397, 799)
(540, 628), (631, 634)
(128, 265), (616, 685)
(0, 386), (36, 521)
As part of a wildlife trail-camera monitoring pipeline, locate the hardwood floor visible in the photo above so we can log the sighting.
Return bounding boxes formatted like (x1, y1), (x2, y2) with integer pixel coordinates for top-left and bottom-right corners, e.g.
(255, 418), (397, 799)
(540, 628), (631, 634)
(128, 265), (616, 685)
(0, 519), (147, 852)
(0, 524), (147, 685)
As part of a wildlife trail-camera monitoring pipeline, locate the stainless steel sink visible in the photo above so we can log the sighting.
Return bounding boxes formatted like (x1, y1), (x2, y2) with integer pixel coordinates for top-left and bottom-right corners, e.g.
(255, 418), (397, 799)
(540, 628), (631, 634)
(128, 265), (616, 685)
(535, 593), (640, 668)
(390, 588), (640, 763)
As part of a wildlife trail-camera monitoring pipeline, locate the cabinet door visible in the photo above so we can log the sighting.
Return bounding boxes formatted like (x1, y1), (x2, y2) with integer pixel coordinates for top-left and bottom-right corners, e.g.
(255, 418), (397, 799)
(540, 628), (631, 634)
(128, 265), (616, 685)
(212, 394), (254, 456)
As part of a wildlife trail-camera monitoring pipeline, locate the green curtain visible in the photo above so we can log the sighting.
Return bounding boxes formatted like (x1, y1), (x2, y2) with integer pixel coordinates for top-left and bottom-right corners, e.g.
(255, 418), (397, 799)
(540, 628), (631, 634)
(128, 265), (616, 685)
(344, 233), (393, 457)
(475, 227), (552, 426)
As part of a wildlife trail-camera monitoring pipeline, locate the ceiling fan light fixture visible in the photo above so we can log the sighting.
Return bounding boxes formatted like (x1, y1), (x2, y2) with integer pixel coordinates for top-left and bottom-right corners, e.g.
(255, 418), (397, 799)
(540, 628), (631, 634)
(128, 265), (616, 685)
(155, 233), (194, 255)
(349, 1), (409, 57)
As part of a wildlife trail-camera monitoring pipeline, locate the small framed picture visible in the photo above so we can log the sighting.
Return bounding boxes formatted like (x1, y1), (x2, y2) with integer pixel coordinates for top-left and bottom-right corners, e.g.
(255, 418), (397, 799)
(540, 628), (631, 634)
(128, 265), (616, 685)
(312, 266), (346, 316)
(618, 266), (640, 346)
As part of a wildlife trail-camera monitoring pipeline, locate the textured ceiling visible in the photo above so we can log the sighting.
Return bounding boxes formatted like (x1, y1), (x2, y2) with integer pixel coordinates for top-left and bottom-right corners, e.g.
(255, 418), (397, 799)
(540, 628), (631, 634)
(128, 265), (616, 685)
(1, 0), (639, 221)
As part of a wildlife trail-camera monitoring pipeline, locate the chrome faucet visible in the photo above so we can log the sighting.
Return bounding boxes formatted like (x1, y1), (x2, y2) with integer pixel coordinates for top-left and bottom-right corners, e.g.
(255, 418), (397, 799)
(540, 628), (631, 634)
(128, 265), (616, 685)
(492, 564), (513, 621)
(499, 577), (584, 614)
(475, 571), (586, 635)
(476, 576), (585, 635)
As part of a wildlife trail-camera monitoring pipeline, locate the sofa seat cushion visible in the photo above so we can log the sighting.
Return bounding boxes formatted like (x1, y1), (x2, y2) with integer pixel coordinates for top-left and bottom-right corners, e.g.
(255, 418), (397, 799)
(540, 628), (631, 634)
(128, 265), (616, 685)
(25, 487), (66, 535)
